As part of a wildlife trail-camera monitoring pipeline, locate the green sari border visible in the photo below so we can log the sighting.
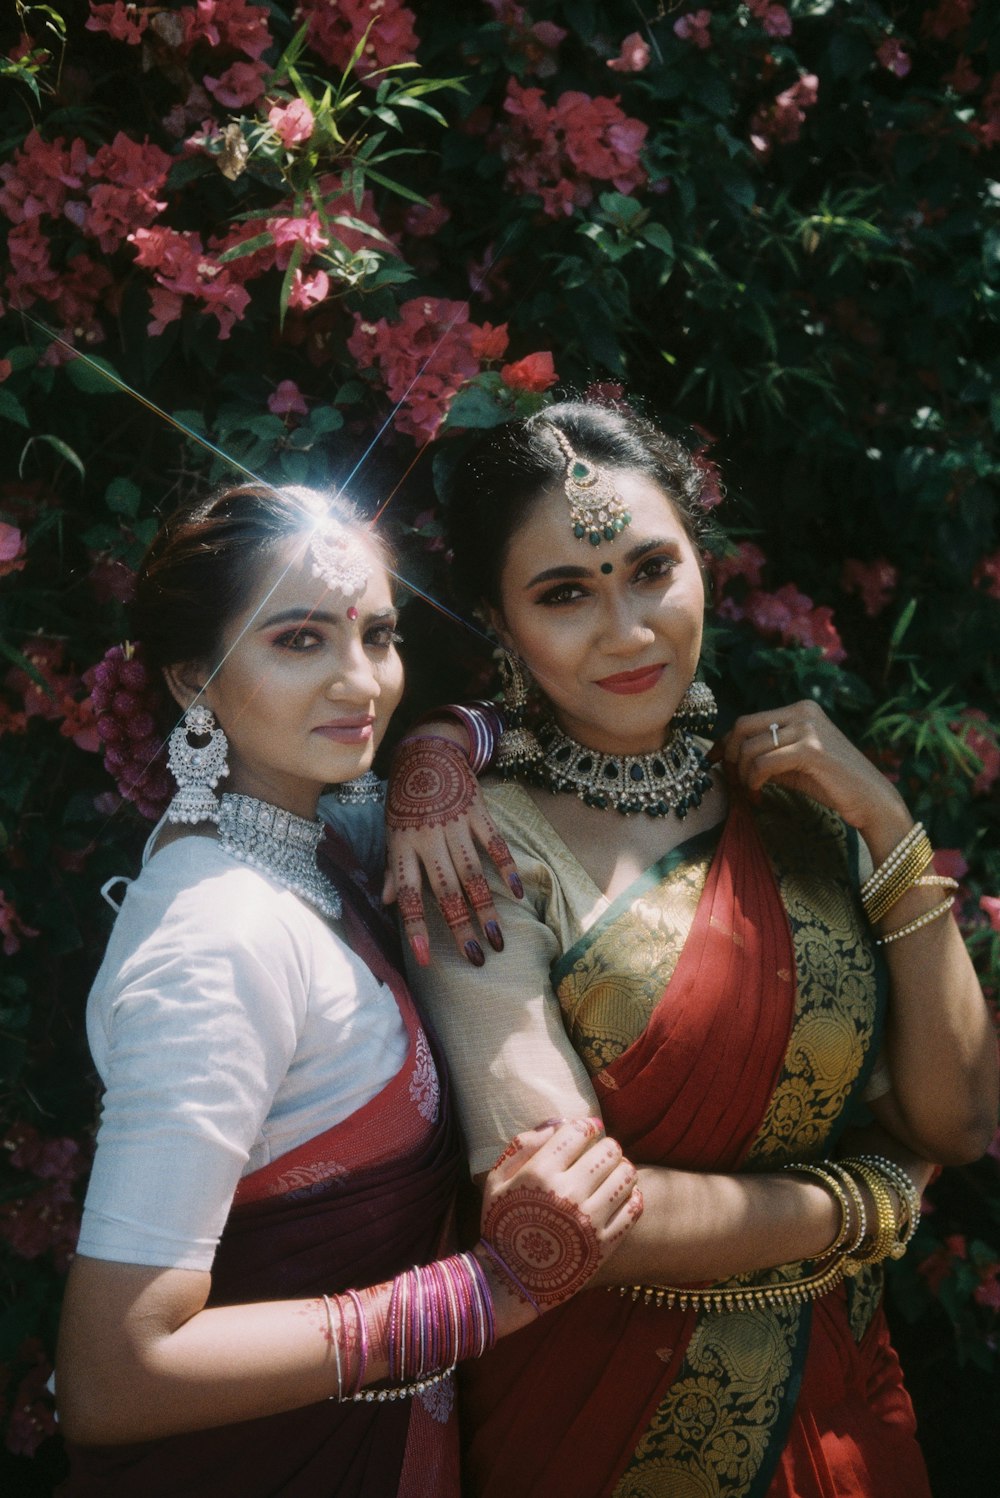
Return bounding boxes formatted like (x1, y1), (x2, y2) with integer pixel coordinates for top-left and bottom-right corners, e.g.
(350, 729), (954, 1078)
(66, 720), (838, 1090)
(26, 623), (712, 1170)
(550, 821), (723, 990)
(746, 1302), (813, 1498)
(827, 822), (889, 1150)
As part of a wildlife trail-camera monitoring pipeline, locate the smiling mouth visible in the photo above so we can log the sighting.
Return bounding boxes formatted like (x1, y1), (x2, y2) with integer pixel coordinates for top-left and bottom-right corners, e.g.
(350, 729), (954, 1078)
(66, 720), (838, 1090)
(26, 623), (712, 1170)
(594, 665), (665, 694)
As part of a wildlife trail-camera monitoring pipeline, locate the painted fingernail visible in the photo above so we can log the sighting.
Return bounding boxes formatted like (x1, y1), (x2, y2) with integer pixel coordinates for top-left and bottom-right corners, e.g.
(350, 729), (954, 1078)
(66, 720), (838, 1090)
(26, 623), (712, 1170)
(410, 934), (430, 968)
(464, 939), (485, 967)
(507, 872), (524, 899)
(485, 920), (504, 952)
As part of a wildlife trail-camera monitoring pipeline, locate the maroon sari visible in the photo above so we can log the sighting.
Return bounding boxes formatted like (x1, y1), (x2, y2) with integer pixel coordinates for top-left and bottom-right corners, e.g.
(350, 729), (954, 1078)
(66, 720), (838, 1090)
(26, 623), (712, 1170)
(61, 831), (462, 1498)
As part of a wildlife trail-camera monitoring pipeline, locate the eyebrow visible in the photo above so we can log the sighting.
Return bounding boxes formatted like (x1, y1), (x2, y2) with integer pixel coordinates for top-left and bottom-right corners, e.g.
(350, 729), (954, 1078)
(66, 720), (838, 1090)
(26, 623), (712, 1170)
(259, 606), (397, 629)
(524, 538), (677, 589)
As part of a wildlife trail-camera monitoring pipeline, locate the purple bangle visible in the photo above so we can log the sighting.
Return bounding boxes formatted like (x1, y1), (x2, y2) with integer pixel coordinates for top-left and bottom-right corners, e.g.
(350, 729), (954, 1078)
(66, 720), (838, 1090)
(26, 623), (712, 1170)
(413, 702), (505, 775)
(477, 1237), (541, 1316)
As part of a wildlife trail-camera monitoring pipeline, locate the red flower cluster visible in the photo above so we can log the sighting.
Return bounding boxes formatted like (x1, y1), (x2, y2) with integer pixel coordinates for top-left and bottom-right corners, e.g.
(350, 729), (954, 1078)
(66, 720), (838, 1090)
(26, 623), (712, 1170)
(4, 640), (100, 752)
(494, 79), (647, 219)
(673, 11), (713, 50)
(295, 0), (419, 81)
(90, 644), (174, 820)
(840, 557), (899, 617)
(749, 74), (819, 159)
(349, 297), (509, 441)
(720, 580), (846, 663)
(747, 0), (793, 40)
(0, 1123), (87, 1275)
(0, 129), (170, 338)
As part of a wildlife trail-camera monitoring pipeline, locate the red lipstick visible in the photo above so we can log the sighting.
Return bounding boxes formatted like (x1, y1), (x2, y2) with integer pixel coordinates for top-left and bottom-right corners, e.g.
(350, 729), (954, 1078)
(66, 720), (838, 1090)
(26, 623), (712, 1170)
(594, 665), (665, 695)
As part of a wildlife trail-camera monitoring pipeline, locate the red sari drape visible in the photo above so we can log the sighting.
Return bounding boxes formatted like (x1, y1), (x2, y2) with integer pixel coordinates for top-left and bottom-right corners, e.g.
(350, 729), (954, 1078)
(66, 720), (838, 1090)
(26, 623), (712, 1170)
(459, 796), (931, 1498)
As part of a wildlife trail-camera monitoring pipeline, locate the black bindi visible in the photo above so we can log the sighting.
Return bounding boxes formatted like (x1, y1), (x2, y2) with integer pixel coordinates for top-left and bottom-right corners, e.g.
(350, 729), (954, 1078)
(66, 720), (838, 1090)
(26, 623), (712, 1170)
(600, 562), (613, 575)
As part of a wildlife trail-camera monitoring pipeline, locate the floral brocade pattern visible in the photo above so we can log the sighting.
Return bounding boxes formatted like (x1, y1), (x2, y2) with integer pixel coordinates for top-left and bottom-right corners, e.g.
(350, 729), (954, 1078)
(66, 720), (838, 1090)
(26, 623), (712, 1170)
(556, 855), (712, 1075)
(562, 789), (882, 1497)
(745, 790), (878, 1169)
(613, 1306), (802, 1498)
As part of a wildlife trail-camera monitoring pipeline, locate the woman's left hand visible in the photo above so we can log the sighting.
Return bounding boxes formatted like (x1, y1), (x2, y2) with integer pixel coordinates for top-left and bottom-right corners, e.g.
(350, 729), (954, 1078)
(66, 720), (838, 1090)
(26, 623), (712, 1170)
(383, 733), (524, 969)
(718, 700), (911, 851)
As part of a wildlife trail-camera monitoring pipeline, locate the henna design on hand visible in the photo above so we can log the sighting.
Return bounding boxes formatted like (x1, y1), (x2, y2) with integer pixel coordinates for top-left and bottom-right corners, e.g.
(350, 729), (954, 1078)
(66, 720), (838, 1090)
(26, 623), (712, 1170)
(387, 740), (477, 832)
(396, 886), (423, 924)
(465, 873), (492, 913)
(482, 1187), (601, 1310)
(439, 890), (469, 930)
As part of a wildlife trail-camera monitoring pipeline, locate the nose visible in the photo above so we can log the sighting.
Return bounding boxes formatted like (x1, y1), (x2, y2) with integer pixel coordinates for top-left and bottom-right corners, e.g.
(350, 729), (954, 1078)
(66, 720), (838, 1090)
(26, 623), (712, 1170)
(325, 636), (380, 701)
(599, 592), (656, 656)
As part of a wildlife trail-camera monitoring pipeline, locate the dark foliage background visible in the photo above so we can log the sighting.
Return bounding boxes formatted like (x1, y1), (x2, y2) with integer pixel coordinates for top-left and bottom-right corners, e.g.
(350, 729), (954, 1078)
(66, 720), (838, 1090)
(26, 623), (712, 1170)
(0, 1), (997, 1489)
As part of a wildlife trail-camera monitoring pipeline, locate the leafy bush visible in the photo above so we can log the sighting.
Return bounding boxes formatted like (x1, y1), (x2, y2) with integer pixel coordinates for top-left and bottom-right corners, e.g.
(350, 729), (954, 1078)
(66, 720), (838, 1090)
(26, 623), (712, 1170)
(0, 1), (997, 1487)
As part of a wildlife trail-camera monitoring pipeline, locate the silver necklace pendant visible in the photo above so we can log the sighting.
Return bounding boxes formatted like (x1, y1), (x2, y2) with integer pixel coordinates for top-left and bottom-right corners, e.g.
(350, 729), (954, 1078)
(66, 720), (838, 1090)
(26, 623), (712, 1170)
(216, 794), (342, 920)
(522, 720), (713, 818)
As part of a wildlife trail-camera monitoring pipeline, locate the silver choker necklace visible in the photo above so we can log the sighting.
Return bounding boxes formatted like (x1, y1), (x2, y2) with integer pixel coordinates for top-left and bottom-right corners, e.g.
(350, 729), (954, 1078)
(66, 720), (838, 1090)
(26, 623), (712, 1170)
(519, 720), (713, 818)
(217, 794), (342, 920)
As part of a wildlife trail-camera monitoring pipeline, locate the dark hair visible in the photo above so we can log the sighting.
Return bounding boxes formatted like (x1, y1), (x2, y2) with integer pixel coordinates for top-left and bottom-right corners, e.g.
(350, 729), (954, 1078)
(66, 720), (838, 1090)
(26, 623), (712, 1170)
(131, 481), (393, 677)
(441, 400), (707, 612)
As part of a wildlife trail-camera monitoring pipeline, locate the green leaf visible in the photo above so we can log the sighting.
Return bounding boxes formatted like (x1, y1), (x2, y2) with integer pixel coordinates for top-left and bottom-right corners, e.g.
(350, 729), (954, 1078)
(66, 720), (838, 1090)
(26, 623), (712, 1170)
(640, 223), (675, 258)
(64, 354), (122, 395)
(217, 231), (275, 265)
(0, 389), (29, 428)
(19, 434), (84, 481)
(443, 380), (513, 431)
(278, 240), (304, 332)
(105, 478), (142, 519)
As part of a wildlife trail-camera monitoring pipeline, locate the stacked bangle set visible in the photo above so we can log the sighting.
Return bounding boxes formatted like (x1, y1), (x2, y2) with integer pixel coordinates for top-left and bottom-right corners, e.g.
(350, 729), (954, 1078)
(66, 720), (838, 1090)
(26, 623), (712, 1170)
(861, 821), (958, 946)
(617, 1153), (921, 1314)
(323, 1250), (496, 1404)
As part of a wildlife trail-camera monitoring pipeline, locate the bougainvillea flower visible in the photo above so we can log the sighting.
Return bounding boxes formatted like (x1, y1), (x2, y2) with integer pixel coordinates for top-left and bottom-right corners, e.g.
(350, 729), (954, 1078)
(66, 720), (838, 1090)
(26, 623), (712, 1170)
(268, 379), (309, 417)
(673, 10), (712, 50)
(876, 38), (912, 78)
(0, 523), (27, 577)
(840, 557), (899, 616)
(268, 99), (315, 147)
(980, 895), (1000, 932)
(500, 350), (557, 391)
(607, 32), (651, 73)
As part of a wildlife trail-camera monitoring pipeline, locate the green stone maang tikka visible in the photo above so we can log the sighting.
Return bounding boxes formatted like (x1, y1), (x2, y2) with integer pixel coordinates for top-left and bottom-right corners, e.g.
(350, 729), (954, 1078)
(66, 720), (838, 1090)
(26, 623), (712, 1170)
(545, 425), (632, 546)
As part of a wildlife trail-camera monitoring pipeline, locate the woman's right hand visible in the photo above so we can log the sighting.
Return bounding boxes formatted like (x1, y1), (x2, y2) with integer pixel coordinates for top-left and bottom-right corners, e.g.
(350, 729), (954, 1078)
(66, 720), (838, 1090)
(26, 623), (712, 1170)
(476, 1118), (643, 1322)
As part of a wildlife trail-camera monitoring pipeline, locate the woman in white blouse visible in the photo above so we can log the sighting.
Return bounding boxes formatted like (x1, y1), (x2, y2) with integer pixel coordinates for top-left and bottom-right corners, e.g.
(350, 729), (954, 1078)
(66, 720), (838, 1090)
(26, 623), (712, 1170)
(55, 480), (642, 1498)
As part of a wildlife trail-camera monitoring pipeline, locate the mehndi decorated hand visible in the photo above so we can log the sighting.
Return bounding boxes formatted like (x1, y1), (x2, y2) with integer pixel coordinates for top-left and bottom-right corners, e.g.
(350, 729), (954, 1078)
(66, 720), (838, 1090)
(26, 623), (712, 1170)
(384, 732), (523, 967)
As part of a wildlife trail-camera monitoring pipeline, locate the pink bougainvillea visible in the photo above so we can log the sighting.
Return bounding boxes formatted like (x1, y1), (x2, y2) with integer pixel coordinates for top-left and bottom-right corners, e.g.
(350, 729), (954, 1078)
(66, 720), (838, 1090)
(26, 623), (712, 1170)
(295, 0), (419, 79)
(876, 37), (912, 77)
(733, 582), (847, 662)
(268, 98), (315, 146)
(348, 296), (485, 441)
(485, 0), (566, 77)
(840, 557), (899, 616)
(748, 1), (793, 39)
(268, 379), (309, 417)
(495, 79), (647, 218)
(607, 32), (651, 74)
(673, 11), (713, 50)
(749, 74), (820, 158)
(0, 891), (39, 956)
(0, 522), (27, 577)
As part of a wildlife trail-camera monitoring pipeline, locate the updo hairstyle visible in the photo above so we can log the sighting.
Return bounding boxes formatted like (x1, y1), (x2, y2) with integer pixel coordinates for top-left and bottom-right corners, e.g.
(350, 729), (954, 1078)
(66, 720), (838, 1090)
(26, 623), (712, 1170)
(441, 401), (707, 614)
(131, 481), (392, 684)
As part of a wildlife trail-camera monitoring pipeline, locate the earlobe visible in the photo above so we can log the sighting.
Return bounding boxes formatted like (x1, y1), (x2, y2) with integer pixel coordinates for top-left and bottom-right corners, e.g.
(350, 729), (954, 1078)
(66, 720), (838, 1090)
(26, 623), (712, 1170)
(487, 606), (514, 654)
(163, 663), (208, 713)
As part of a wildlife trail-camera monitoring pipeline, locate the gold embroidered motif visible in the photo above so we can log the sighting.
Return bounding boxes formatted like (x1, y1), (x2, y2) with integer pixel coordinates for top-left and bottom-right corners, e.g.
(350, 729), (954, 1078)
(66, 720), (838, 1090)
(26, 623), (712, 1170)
(612, 1306), (801, 1498)
(556, 853), (711, 1074)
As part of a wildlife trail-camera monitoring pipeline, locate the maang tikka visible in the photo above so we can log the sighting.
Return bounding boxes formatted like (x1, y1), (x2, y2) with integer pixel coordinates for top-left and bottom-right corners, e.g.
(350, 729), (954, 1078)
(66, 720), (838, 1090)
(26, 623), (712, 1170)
(544, 424), (632, 547)
(166, 703), (230, 824)
(289, 487), (373, 607)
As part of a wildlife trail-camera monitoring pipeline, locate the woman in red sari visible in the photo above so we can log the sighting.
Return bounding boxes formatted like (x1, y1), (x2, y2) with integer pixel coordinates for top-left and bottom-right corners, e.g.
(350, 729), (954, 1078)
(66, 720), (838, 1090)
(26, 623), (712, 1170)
(393, 401), (998, 1497)
(54, 480), (643, 1498)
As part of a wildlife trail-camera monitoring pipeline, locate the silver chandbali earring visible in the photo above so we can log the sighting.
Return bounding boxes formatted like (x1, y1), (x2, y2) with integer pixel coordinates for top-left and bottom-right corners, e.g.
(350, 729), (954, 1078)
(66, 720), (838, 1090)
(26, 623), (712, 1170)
(166, 703), (230, 824)
(494, 651), (543, 775)
(673, 679), (718, 737)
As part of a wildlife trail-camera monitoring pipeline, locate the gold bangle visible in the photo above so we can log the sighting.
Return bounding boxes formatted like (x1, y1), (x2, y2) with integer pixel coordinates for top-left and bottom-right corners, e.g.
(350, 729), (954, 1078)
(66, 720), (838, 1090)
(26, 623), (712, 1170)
(861, 822), (925, 897)
(853, 1154), (921, 1258)
(863, 838), (935, 924)
(822, 1160), (867, 1253)
(783, 1162), (851, 1257)
(875, 896), (954, 946)
(840, 1160), (896, 1271)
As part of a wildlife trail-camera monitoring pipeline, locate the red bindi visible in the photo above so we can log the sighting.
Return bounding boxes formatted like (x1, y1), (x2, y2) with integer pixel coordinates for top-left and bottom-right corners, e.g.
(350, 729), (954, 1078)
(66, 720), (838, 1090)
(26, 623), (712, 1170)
(346, 606), (359, 621)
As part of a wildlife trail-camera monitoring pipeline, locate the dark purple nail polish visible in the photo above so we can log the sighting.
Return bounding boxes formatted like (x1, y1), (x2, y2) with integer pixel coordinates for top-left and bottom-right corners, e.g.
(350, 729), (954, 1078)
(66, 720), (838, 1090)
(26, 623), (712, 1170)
(507, 872), (524, 899)
(485, 920), (504, 952)
(464, 939), (485, 967)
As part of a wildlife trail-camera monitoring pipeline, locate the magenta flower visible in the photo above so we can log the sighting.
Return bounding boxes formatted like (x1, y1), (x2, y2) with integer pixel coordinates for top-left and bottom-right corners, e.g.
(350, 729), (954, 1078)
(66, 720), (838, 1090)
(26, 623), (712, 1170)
(840, 557), (899, 617)
(876, 38), (912, 78)
(673, 10), (713, 50)
(268, 379), (309, 417)
(0, 522), (26, 578)
(980, 895), (1000, 932)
